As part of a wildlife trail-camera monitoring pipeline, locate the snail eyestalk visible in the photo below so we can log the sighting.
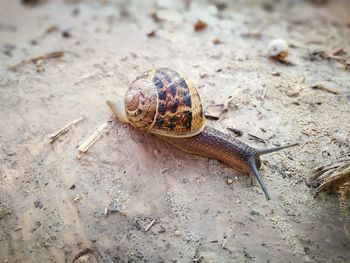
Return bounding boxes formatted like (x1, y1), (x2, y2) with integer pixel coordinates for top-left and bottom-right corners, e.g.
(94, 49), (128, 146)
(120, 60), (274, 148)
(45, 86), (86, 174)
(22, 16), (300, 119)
(257, 143), (299, 156)
(106, 100), (129, 124)
(247, 158), (271, 200)
(251, 142), (299, 199)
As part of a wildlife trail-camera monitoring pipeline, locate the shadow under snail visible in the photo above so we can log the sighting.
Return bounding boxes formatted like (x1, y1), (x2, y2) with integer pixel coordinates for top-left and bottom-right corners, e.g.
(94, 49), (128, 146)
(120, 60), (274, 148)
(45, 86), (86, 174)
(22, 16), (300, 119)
(107, 68), (298, 200)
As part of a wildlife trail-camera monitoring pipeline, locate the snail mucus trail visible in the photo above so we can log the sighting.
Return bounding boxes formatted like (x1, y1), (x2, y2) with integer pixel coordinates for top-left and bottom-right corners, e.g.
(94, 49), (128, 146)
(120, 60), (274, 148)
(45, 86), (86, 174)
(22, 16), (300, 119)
(107, 68), (298, 200)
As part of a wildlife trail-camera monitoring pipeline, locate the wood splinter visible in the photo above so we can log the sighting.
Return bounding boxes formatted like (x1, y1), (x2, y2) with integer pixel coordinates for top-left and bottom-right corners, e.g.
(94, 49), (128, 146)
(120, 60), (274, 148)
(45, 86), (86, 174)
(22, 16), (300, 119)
(144, 219), (156, 232)
(77, 122), (108, 159)
(49, 116), (84, 144)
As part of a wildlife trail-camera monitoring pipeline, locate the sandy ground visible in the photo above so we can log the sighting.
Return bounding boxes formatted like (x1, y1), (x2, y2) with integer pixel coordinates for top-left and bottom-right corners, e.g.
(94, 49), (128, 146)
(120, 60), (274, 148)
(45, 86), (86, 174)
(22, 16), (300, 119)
(1, 0), (350, 262)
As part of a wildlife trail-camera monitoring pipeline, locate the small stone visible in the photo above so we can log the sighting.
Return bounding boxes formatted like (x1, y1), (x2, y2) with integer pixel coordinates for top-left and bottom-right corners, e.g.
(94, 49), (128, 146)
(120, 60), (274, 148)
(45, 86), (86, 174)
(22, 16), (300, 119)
(227, 178), (234, 185)
(158, 225), (166, 233)
(147, 30), (156, 37)
(31, 221), (41, 232)
(73, 252), (98, 263)
(199, 72), (209, 78)
(34, 200), (43, 209)
(332, 132), (348, 145)
(250, 210), (260, 216)
(109, 200), (119, 212)
(205, 105), (223, 120)
(174, 230), (181, 236)
(304, 246), (310, 254)
(194, 20), (207, 31)
(62, 30), (71, 38)
(74, 194), (81, 202)
(212, 38), (222, 45)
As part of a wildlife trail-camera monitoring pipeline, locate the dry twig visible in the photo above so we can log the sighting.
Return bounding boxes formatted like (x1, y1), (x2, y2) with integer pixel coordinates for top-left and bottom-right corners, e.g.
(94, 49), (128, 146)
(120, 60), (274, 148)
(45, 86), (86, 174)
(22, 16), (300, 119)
(77, 122), (108, 159)
(30, 25), (58, 45)
(311, 84), (340, 95)
(144, 219), (156, 232)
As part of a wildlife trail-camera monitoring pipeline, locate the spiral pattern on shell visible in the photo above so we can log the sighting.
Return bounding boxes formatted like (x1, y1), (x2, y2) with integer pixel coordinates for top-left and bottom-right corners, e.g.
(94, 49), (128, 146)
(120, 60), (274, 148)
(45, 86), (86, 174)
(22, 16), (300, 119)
(124, 68), (205, 138)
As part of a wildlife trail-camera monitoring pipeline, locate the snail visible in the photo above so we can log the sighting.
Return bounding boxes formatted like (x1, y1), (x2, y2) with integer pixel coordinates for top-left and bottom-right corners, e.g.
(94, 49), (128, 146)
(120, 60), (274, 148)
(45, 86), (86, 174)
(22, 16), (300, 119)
(107, 68), (298, 200)
(268, 38), (289, 60)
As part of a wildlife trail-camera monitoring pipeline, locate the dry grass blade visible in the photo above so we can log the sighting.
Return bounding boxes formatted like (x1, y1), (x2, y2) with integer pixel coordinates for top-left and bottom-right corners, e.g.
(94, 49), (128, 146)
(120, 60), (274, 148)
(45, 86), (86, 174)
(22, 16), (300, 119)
(49, 116), (84, 144)
(8, 51), (64, 71)
(223, 95), (234, 111)
(339, 182), (350, 238)
(262, 87), (269, 100)
(310, 152), (350, 238)
(310, 157), (350, 193)
(310, 161), (350, 182)
(315, 168), (350, 194)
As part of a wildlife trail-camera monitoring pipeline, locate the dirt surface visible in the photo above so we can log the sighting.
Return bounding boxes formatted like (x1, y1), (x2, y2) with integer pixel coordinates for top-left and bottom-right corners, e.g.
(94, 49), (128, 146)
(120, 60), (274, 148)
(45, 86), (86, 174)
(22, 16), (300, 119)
(1, 0), (350, 262)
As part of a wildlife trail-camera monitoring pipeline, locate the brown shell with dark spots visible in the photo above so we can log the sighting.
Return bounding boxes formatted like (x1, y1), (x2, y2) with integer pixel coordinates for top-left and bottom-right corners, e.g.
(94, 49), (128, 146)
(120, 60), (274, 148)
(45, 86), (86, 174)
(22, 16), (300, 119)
(124, 68), (206, 138)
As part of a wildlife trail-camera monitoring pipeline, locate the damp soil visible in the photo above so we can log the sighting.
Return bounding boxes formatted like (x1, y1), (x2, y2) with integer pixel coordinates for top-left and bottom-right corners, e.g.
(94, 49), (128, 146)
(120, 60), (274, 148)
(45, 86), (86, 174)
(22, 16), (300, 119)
(0, 0), (350, 262)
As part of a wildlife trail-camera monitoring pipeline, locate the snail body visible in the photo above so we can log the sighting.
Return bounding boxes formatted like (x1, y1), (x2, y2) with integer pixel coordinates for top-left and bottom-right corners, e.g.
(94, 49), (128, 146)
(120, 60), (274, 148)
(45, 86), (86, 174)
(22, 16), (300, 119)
(107, 68), (298, 200)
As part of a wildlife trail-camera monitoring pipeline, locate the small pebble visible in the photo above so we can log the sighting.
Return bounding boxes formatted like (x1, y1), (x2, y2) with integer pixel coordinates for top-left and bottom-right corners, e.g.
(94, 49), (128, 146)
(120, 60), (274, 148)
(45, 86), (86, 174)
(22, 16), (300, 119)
(158, 225), (166, 233)
(33, 200), (43, 209)
(332, 132), (348, 145)
(212, 38), (222, 45)
(250, 210), (260, 216)
(194, 20), (207, 31)
(109, 200), (119, 212)
(147, 30), (156, 37)
(62, 30), (71, 38)
(227, 178), (234, 185)
(174, 230), (181, 236)
(74, 194), (81, 202)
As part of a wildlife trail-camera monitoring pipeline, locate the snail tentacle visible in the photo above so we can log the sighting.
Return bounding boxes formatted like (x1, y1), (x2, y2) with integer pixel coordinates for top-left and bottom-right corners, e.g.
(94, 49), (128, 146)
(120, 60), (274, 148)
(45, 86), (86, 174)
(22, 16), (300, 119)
(106, 100), (129, 123)
(247, 158), (271, 200)
(257, 143), (299, 156)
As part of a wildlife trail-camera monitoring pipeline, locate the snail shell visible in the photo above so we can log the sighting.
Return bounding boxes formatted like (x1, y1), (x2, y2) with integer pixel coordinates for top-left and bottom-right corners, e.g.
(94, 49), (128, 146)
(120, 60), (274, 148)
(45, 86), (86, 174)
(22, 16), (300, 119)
(268, 38), (289, 59)
(124, 68), (205, 138)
